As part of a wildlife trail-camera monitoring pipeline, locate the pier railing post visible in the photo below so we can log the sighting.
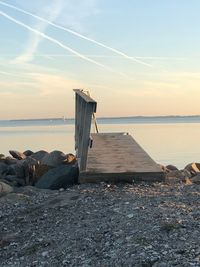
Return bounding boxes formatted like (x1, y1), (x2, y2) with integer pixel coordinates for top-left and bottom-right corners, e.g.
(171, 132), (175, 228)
(73, 89), (97, 171)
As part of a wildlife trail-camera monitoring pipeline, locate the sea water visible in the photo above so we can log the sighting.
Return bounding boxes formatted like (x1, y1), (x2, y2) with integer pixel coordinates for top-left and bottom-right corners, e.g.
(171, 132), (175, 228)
(0, 116), (200, 169)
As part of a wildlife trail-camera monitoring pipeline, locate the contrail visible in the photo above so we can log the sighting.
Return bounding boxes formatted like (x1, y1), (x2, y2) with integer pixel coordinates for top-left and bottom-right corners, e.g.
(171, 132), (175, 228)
(0, 11), (129, 78)
(0, 0), (152, 67)
(16, 0), (65, 63)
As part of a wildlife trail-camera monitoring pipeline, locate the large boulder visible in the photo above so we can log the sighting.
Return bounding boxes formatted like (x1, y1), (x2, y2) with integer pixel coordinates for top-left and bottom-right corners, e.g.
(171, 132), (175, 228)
(14, 160), (36, 185)
(24, 157), (39, 166)
(0, 181), (13, 196)
(191, 174), (200, 184)
(4, 157), (17, 165)
(41, 150), (66, 167)
(9, 150), (26, 160)
(23, 150), (34, 157)
(184, 163), (200, 176)
(34, 164), (52, 184)
(3, 175), (25, 186)
(31, 150), (48, 162)
(0, 163), (9, 178)
(35, 165), (79, 190)
(166, 165), (179, 171)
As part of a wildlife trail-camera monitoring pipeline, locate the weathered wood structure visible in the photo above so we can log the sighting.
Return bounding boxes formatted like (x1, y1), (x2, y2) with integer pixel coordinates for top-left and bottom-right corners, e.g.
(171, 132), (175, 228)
(74, 89), (97, 171)
(74, 89), (165, 183)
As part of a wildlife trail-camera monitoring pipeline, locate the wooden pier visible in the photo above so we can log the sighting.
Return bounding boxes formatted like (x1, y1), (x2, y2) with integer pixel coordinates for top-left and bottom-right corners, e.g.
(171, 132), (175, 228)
(74, 89), (165, 183)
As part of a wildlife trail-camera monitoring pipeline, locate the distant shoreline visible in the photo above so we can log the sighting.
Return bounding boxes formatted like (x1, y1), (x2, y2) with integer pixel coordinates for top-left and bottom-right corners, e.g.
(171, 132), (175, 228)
(1, 115), (200, 122)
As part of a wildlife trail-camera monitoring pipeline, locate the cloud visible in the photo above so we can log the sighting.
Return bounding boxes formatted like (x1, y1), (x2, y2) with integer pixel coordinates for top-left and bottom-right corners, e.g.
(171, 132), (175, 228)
(29, 72), (83, 96)
(1, 11), (130, 78)
(14, 0), (64, 64)
(0, 0), (151, 67)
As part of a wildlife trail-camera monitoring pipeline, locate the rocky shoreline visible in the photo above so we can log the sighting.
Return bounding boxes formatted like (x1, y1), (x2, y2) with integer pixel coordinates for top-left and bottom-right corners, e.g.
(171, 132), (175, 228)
(0, 150), (200, 266)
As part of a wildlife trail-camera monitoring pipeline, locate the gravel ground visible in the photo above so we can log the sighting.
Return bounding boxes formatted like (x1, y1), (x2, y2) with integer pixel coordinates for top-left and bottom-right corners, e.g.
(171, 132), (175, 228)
(0, 181), (200, 267)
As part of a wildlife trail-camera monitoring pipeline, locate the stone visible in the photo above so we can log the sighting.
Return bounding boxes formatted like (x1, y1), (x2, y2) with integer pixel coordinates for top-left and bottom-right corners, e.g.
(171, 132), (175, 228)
(191, 174), (200, 184)
(166, 170), (183, 180)
(35, 165), (79, 190)
(0, 163), (9, 178)
(166, 165), (179, 171)
(3, 175), (25, 186)
(41, 150), (66, 167)
(63, 153), (77, 165)
(31, 150), (48, 162)
(24, 157), (39, 166)
(23, 150), (34, 156)
(158, 164), (168, 172)
(184, 177), (193, 185)
(9, 150), (26, 160)
(184, 163), (200, 176)
(14, 160), (36, 185)
(0, 154), (6, 163)
(7, 165), (16, 176)
(4, 157), (17, 165)
(0, 181), (13, 196)
(42, 251), (49, 257)
(34, 164), (52, 184)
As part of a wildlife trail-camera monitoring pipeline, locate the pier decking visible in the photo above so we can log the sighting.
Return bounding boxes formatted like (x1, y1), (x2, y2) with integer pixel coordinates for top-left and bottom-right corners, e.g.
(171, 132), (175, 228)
(74, 89), (165, 183)
(79, 133), (164, 183)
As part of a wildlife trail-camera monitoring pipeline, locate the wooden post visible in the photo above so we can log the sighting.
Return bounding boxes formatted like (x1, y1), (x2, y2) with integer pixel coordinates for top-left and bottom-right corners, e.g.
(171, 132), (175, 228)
(73, 89), (97, 171)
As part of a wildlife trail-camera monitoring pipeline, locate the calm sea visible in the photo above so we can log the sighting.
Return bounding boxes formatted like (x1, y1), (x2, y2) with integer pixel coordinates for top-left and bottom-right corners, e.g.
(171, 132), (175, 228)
(1, 116), (200, 169)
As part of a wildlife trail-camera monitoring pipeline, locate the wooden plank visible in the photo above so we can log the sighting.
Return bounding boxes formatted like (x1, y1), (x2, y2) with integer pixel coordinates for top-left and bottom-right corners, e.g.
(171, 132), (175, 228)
(79, 103), (95, 171)
(79, 133), (165, 183)
(73, 89), (97, 109)
(74, 89), (97, 171)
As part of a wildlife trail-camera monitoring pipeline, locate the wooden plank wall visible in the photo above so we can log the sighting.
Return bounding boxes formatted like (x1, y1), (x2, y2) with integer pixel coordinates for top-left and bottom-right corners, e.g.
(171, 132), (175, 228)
(73, 89), (97, 171)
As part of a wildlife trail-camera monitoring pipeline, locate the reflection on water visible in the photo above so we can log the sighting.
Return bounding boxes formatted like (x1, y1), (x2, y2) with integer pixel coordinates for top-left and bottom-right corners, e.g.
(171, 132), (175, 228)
(0, 125), (75, 155)
(0, 120), (200, 169)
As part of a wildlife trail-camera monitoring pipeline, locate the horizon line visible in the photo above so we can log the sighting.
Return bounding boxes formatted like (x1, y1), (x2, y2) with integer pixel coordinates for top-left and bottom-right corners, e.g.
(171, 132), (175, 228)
(1, 114), (200, 122)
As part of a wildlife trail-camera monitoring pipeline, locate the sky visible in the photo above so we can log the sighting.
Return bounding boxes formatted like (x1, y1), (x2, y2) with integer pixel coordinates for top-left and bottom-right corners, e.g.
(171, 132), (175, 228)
(0, 0), (200, 119)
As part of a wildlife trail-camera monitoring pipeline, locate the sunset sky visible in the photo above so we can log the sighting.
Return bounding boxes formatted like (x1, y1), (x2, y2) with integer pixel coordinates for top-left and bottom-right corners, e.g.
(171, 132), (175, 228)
(0, 0), (200, 119)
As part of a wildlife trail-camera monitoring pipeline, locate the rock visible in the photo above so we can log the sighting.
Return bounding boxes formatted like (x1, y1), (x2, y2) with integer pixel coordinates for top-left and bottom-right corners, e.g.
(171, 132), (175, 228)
(14, 160), (36, 185)
(63, 153), (77, 165)
(23, 150), (34, 156)
(35, 165), (79, 190)
(0, 163), (9, 178)
(166, 170), (183, 180)
(41, 251), (49, 257)
(34, 164), (52, 184)
(4, 157), (17, 165)
(9, 150), (26, 160)
(7, 165), (16, 176)
(181, 169), (192, 179)
(191, 174), (200, 184)
(41, 150), (66, 167)
(184, 163), (200, 176)
(0, 181), (13, 196)
(31, 150), (48, 162)
(0, 154), (6, 162)
(184, 177), (193, 185)
(158, 164), (168, 172)
(3, 175), (25, 186)
(127, 213), (134, 218)
(24, 157), (39, 166)
(166, 165), (179, 171)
